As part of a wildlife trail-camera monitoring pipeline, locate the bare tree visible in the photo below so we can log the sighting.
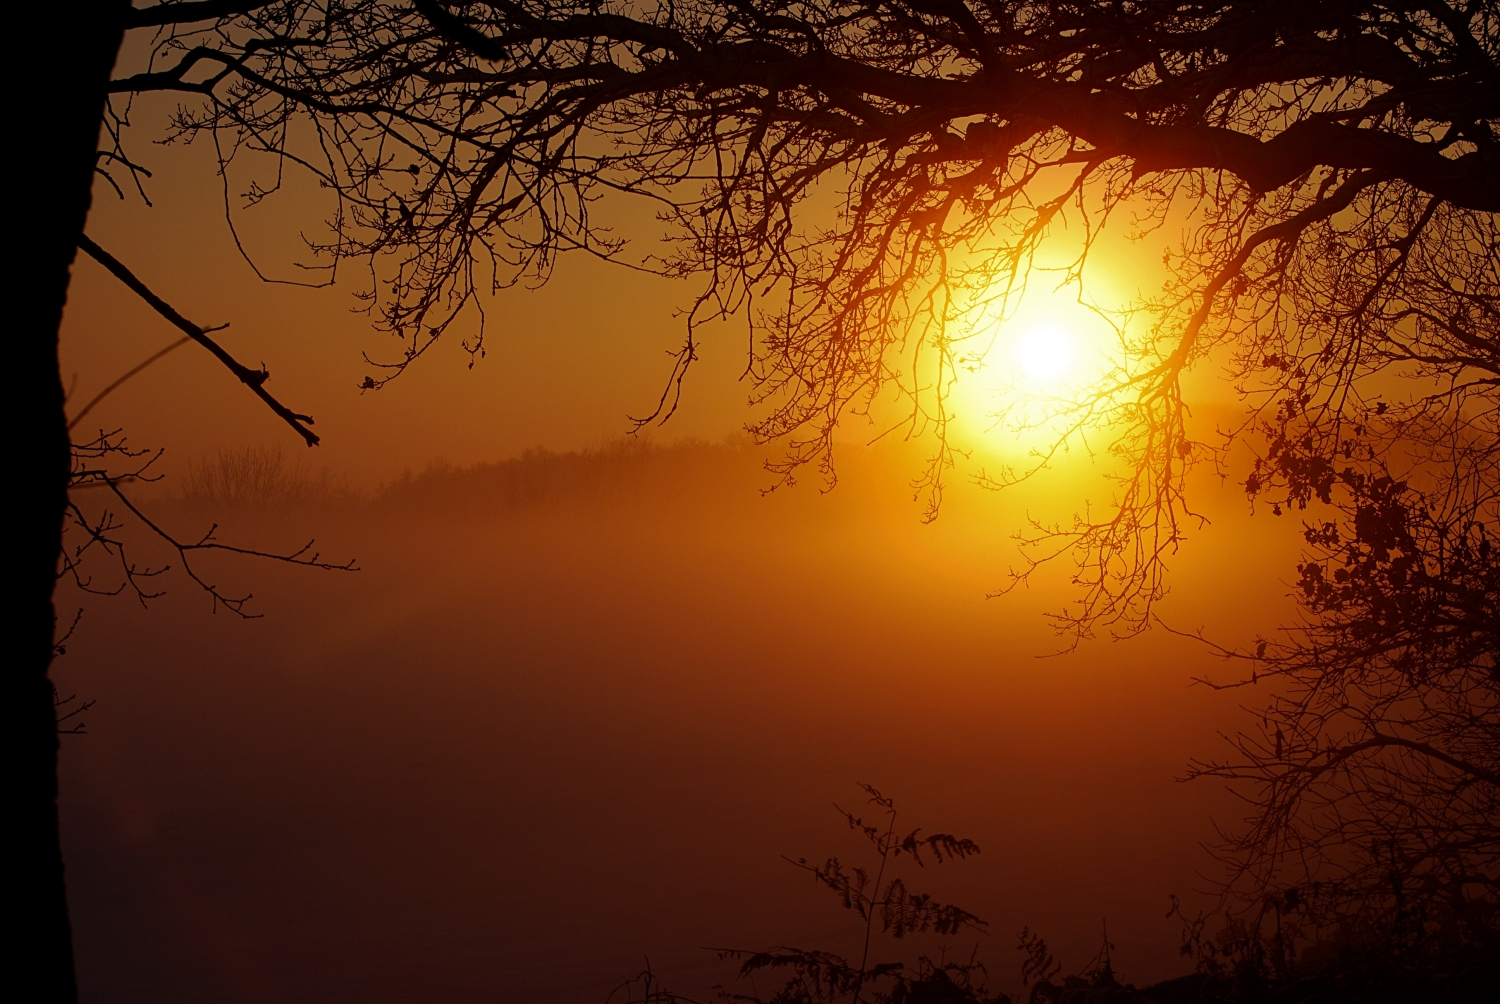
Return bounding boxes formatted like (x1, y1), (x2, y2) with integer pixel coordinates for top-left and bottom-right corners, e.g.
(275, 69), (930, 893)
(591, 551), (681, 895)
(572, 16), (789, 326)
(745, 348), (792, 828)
(1183, 466), (1496, 975)
(26, 1), (1497, 996)
(24, 4), (131, 997)
(95, 1), (1491, 624)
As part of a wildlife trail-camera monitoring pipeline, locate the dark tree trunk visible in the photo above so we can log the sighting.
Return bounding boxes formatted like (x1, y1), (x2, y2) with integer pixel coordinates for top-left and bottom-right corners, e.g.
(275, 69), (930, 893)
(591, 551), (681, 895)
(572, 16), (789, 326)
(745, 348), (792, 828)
(18, 4), (127, 999)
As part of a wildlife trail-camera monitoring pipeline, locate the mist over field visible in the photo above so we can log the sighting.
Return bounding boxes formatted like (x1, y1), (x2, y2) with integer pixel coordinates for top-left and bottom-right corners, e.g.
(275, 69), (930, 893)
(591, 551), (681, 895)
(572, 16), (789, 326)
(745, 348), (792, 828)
(55, 439), (1291, 1003)
(25, 7), (1496, 1003)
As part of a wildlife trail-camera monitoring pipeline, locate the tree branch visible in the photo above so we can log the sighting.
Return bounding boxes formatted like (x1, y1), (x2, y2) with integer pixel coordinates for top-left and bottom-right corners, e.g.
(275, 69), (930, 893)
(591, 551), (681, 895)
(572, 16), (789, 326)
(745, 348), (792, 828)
(123, 1), (274, 29)
(76, 234), (319, 446)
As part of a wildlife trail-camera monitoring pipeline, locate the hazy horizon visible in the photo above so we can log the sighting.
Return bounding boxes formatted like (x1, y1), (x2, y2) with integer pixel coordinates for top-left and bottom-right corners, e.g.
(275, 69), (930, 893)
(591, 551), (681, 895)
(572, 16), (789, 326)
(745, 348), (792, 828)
(58, 79), (1320, 1004)
(55, 437), (1300, 1002)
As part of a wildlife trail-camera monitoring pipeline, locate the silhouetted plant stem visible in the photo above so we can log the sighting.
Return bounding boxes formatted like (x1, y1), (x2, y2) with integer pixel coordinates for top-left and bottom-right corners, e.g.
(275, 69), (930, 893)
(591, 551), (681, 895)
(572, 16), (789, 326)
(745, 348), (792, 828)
(852, 803), (898, 1004)
(67, 336), (190, 432)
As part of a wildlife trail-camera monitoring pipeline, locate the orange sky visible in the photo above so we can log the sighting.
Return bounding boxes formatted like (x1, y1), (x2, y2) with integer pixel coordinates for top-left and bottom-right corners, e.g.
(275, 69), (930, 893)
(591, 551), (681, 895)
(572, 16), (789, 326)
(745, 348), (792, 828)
(57, 93), (1318, 1003)
(63, 84), (1235, 492)
(65, 107), (760, 485)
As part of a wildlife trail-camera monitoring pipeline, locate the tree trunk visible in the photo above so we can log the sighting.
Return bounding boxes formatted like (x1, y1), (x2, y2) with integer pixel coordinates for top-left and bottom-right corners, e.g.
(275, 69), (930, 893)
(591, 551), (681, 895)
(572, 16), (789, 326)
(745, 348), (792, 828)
(19, 4), (127, 999)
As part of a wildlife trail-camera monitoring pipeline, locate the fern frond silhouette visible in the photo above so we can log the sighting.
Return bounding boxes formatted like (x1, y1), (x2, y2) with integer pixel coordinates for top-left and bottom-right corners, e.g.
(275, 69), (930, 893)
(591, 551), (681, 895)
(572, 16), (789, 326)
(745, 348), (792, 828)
(720, 783), (1002, 1004)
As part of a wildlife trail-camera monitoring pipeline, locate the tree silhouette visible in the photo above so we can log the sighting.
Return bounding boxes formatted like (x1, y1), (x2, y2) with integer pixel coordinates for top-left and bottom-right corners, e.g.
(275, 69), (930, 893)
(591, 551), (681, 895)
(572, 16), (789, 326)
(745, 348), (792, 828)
(1183, 466), (1497, 972)
(25, 2), (1497, 996)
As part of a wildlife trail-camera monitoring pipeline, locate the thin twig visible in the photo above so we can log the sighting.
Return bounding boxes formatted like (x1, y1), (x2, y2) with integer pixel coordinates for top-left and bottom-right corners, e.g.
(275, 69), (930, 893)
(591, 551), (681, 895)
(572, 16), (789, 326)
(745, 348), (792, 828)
(68, 335), (192, 431)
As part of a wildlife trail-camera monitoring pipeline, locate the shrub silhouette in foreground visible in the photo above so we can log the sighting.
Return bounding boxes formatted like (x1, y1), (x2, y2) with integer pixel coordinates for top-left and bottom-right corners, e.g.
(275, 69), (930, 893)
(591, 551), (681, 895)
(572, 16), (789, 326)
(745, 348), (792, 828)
(613, 785), (1498, 1004)
(614, 784), (1004, 1004)
(718, 783), (996, 1004)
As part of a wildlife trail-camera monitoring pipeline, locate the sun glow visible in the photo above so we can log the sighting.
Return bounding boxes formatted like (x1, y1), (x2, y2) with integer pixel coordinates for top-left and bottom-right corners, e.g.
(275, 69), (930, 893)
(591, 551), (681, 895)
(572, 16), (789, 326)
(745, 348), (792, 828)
(952, 277), (1124, 452)
(1015, 325), (1077, 382)
(968, 296), (1111, 398)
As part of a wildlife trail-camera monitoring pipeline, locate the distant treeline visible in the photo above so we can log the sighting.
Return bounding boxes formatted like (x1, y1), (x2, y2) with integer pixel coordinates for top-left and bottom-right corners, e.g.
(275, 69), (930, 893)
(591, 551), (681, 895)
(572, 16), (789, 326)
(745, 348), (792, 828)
(378, 435), (765, 514)
(178, 444), (359, 510)
(175, 435), (768, 515)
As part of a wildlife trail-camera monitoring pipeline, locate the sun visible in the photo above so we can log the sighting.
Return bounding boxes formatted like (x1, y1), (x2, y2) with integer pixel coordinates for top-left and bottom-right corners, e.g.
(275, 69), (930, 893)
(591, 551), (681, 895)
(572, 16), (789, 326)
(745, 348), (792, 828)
(945, 247), (1137, 452)
(1015, 325), (1076, 383)
(951, 284), (1121, 451)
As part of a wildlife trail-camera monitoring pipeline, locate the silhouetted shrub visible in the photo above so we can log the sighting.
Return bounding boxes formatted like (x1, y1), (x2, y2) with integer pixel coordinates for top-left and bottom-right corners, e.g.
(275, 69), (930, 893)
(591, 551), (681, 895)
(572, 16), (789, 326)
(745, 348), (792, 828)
(614, 785), (1498, 1004)
(180, 445), (356, 511)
